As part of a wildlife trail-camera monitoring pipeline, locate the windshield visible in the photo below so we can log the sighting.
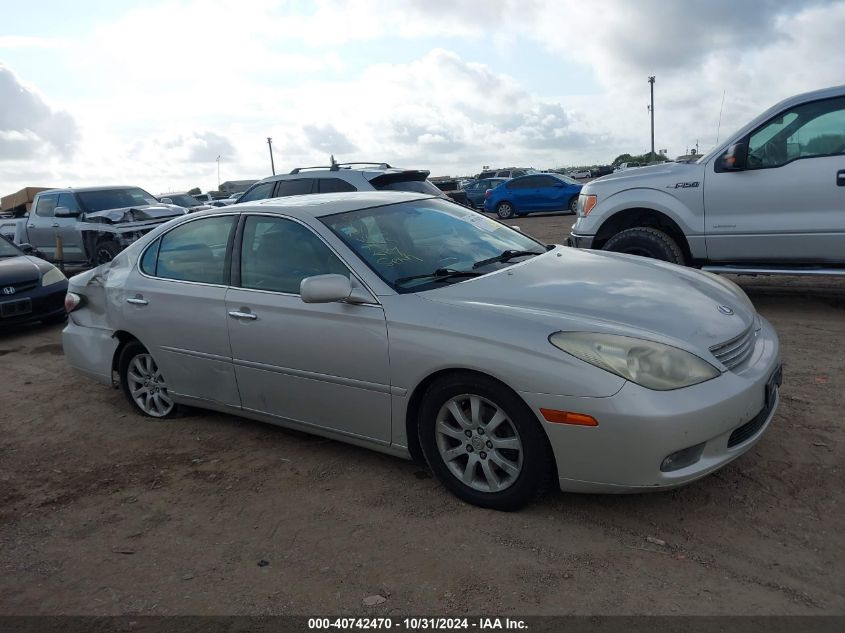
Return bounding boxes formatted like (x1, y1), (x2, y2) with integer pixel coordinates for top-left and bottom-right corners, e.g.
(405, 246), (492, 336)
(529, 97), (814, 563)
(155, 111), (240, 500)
(77, 188), (159, 212)
(322, 199), (546, 293)
(0, 237), (22, 258)
(164, 194), (201, 207)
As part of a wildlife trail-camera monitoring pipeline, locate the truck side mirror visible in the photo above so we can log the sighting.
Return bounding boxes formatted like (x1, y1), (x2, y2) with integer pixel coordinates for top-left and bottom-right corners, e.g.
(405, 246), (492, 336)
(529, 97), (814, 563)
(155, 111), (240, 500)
(720, 142), (747, 171)
(160, 198), (174, 204)
(54, 206), (80, 218)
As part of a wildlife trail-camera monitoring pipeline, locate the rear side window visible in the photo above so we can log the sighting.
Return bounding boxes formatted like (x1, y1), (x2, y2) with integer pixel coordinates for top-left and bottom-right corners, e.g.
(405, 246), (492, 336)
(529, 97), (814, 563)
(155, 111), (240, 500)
(275, 179), (314, 197)
(148, 216), (235, 284)
(35, 194), (59, 217)
(317, 178), (356, 193)
(238, 181), (275, 203)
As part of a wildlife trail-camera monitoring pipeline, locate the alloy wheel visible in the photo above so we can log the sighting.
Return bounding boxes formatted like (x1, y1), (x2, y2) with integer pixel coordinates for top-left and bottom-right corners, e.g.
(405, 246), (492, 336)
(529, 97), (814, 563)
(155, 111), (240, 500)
(435, 394), (523, 492)
(126, 353), (174, 417)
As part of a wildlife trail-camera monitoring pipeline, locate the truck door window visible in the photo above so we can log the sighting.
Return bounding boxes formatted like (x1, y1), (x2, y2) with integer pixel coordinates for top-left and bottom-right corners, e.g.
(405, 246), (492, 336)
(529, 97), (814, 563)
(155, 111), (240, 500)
(57, 194), (81, 214)
(35, 195), (59, 217)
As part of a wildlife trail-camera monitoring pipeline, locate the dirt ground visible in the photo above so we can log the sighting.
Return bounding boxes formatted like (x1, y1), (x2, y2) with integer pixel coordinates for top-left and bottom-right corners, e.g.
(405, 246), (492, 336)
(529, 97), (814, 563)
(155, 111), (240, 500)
(1, 213), (843, 616)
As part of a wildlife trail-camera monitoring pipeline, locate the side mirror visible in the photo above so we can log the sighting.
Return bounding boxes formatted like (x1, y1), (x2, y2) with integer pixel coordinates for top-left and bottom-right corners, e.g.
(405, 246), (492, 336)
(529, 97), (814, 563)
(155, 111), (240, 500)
(19, 243), (36, 254)
(160, 198), (173, 204)
(300, 274), (373, 304)
(720, 142), (747, 171)
(54, 206), (79, 218)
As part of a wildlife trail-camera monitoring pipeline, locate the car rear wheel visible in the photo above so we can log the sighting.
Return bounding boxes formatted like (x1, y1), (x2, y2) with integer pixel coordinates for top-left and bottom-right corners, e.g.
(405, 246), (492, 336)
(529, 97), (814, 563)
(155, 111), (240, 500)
(119, 341), (178, 418)
(602, 227), (685, 265)
(496, 202), (515, 219)
(418, 373), (553, 510)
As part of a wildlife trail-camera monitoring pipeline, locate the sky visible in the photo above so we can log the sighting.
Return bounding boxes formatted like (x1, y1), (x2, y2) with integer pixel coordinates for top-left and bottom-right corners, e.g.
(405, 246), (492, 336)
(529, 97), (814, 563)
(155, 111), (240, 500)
(1, 0), (844, 195)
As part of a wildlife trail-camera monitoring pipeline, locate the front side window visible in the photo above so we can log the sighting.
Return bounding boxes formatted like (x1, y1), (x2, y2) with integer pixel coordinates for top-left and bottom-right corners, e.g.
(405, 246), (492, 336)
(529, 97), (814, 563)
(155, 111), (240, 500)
(239, 216), (349, 294)
(747, 97), (845, 169)
(57, 193), (81, 214)
(322, 199), (546, 293)
(151, 216), (235, 284)
(238, 181), (275, 203)
(35, 194), (59, 217)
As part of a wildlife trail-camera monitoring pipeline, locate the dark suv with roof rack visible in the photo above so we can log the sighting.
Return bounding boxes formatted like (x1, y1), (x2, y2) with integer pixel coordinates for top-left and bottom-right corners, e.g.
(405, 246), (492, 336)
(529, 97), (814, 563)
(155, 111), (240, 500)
(236, 160), (455, 205)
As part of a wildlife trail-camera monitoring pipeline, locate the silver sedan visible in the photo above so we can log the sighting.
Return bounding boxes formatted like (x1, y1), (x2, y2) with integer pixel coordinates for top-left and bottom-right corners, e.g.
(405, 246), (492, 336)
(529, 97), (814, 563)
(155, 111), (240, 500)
(62, 192), (781, 510)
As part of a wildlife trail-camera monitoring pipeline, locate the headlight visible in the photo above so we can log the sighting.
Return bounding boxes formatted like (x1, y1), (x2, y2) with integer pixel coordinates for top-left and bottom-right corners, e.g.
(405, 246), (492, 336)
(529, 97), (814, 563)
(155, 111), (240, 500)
(549, 332), (721, 391)
(41, 266), (66, 287)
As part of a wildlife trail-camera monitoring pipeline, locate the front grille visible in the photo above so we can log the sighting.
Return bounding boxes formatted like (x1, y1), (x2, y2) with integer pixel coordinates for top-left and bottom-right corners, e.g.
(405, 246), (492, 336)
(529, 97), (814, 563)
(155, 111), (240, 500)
(727, 403), (771, 447)
(710, 323), (758, 370)
(3, 279), (39, 293)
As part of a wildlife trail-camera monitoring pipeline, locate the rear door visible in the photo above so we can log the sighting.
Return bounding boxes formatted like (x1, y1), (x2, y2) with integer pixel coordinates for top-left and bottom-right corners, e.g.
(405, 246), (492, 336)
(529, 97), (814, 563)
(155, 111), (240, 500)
(121, 214), (241, 407)
(506, 176), (544, 212)
(705, 95), (845, 262)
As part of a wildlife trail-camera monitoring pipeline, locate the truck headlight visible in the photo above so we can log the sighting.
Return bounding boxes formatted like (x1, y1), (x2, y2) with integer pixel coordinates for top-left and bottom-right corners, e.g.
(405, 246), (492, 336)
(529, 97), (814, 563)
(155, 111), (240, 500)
(41, 266), (66, 287)
(549, 332), (721, 391)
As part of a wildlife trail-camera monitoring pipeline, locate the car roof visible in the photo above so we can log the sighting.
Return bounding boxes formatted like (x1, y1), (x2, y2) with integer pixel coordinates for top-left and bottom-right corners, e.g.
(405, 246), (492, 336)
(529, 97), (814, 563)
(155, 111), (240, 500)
(234, 190), (435, 217)
(253, 166), (425, 185)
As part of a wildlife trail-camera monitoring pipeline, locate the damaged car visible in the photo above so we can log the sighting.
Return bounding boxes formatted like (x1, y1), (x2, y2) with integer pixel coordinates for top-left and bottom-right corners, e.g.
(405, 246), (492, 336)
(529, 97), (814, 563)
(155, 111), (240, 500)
(10, 186), (186, 266)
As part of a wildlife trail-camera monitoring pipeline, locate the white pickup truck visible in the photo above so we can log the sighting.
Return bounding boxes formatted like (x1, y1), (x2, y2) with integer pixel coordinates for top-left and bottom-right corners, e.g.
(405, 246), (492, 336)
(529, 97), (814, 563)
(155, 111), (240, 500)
(571, 85), (845, 275)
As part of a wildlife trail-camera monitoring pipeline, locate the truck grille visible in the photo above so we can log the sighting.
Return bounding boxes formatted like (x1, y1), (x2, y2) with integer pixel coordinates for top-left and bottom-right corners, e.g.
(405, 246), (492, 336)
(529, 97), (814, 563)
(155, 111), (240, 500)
(710, 323), (757, 370)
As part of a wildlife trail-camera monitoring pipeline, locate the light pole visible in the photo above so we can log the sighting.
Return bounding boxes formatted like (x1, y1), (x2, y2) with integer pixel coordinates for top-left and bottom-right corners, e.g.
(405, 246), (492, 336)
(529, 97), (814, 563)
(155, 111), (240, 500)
(648, 76), (655, 162)
(267, 137), (276, 176)
(216, 155), (221, 190)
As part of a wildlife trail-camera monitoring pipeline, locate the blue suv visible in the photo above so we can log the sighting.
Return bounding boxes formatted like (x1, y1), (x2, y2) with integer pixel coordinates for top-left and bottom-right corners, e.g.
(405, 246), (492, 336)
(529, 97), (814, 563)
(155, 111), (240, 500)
(483, 173), (582, 219)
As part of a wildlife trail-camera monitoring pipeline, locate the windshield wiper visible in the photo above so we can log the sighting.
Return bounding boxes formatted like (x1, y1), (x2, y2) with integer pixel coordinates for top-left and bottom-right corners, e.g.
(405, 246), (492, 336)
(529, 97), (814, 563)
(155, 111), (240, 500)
(394, 268), (482, 286)
(472, 249), (545, 269)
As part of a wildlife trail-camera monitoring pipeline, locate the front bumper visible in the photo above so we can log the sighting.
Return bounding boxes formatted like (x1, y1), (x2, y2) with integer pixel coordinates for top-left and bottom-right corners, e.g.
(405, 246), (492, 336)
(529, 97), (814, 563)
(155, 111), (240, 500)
(520, 316), (781, 493)
(568, 232), (595, 248)
(0, 281), (67, 328)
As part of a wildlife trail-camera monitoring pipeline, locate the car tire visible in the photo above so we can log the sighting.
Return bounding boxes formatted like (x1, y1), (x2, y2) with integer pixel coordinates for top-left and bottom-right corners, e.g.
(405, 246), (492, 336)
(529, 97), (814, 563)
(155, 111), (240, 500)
(119, 341), (180, 419)
(496, 202), (515, 219)
(93, 240), (121, 266)
(602, 227), (686, 265)
(568, 196), (578, 214)
(418, 372), (554, 511)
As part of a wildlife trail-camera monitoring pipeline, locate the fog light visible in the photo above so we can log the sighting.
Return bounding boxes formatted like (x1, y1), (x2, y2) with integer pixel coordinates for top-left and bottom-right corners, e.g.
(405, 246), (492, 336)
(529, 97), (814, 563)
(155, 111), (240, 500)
(660, 442), (705, 472)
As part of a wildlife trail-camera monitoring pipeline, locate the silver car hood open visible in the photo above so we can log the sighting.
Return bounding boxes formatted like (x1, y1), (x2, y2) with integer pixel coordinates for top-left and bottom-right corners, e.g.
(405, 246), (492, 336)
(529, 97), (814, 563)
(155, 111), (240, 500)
(422, 246), (755, 354)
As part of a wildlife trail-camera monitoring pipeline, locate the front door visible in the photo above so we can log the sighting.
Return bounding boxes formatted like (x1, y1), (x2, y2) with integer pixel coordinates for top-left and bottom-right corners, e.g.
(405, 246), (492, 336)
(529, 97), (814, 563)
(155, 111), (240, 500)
(705, 95), (845, 263)
(27, 193), (60, 259)
(55, 193), (86, 263)
(225, 214), (392, 443)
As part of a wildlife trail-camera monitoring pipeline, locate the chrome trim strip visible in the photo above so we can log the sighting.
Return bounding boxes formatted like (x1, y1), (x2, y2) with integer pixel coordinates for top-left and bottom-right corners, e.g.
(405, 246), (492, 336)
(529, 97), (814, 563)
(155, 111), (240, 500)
(702, 266), (845, 277)
(233, 357), (392, 394)
(160, 346), (231, 364)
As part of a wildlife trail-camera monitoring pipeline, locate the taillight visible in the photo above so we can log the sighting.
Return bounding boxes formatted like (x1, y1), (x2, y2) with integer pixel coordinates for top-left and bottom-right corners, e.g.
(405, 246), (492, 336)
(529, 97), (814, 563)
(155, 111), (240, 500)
(484, 189), (492, 198)
(64, 292), (81, 312)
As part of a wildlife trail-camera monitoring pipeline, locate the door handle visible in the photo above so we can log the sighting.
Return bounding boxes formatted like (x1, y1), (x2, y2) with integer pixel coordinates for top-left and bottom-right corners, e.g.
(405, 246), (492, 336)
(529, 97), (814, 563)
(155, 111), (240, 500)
(228, 309), (257, 320)
(28, 224), (35, 229)
(52, 223), (60, 228)
(837, 170), (845, 186)
(126, 296), (148, 305)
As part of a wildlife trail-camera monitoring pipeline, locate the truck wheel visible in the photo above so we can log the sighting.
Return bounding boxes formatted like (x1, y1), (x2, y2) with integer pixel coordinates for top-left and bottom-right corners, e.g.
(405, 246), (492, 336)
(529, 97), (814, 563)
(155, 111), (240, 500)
(94, 240), (121, 265)
(602, 227), (686, 265)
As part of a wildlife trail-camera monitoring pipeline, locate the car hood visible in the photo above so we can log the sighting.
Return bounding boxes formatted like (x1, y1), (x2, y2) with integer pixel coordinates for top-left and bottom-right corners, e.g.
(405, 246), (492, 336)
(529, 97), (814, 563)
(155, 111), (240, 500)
(83, 204), (186, 224)
(588, 161), (704, 189)
(0, 254), (44, 284)
(421, 246), (755, 356)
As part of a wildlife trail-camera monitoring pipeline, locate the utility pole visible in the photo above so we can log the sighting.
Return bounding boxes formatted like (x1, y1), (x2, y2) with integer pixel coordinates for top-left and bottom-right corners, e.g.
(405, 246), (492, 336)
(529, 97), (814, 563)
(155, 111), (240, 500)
(267, 137), (276, 176)
(648, 76), (655, 163)
(216, 155), (221, 190)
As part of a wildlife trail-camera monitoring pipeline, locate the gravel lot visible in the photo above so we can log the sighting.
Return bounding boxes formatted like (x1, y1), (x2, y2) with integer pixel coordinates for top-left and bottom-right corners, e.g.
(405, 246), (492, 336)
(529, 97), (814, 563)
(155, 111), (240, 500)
(1, 212), (843, 615)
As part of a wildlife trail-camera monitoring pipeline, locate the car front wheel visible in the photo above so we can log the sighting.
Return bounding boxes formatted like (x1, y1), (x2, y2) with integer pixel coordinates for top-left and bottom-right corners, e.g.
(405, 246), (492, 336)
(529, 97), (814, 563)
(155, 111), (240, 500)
(418, 373), (553, 510)
(602, 227), (686, 265)
(119, 341), (178, 418)
(496, 202), (515, 219)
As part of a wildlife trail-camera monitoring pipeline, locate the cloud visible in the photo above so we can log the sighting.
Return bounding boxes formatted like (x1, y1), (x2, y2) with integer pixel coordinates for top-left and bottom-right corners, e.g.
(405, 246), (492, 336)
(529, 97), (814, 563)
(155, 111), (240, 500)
(0, 64), (80, 161)
(184, 132), (237, 163)
(303, 124), (358, 154)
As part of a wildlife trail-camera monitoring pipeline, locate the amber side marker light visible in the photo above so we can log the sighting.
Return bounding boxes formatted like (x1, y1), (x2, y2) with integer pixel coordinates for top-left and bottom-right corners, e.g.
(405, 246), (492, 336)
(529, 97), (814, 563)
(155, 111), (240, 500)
(540, 408), (598, 426)
(581, 194), (597, 216)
